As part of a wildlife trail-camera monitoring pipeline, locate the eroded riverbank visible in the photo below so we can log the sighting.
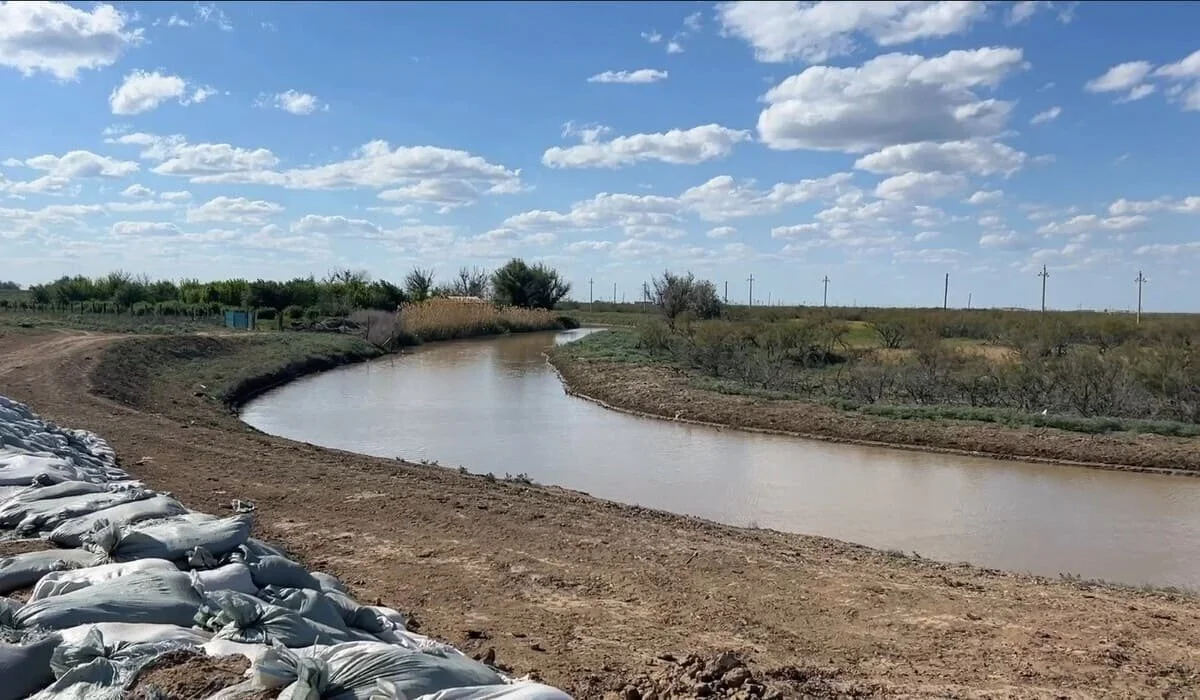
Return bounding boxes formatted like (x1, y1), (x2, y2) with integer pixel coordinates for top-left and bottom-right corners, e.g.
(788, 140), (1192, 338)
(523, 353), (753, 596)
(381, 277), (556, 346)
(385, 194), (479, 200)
(4, 330), (1200, 697)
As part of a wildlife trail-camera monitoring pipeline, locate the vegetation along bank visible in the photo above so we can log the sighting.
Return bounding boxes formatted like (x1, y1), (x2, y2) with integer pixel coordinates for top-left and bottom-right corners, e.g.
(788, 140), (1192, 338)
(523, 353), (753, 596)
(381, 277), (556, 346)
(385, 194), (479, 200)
(551, 271), (1200, 473)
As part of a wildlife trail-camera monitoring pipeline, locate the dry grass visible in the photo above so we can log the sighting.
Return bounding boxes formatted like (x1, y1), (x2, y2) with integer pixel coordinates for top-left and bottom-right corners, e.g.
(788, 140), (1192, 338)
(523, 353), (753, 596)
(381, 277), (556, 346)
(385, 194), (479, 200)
(353, 299), (567, 347)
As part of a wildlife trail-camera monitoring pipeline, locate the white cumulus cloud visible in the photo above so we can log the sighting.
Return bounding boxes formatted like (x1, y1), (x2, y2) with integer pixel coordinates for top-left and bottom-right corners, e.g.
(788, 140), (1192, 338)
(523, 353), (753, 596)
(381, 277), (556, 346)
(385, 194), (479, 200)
(757, 47), (1028, 152)
(186, 196), (284, 224)
(109, 70), (214, 115)
(543, 124), (751, 169)
(260, 90), (326, 115)
(717, 1), (988, 64)
(0, 2), (143, 80)
(854, 139), (1027, 176)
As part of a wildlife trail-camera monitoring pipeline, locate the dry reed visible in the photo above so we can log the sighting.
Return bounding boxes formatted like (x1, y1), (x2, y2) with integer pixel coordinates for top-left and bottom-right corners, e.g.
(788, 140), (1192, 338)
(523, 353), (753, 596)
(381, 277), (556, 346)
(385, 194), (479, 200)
(351, 299), (565, 347)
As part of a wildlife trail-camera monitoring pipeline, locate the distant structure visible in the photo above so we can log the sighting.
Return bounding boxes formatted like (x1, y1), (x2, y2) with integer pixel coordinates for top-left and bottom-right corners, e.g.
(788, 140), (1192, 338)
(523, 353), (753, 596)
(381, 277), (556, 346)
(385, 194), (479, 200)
(444, 295), (487, 304)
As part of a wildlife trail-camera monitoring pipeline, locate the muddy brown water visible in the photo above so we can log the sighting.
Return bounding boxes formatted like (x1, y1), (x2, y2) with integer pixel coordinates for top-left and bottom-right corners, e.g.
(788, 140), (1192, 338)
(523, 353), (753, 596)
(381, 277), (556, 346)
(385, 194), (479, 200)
(242, 328), (1200, 589)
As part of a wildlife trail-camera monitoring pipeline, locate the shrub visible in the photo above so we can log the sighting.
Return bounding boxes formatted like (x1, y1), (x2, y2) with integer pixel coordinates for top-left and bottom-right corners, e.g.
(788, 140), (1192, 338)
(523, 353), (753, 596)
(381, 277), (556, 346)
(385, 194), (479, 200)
(491, 259), (571, 309)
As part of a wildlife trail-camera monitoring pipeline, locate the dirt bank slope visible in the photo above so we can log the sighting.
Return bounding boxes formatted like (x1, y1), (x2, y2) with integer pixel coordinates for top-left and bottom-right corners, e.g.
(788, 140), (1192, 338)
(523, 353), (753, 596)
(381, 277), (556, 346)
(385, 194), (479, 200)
(2, 330), (1200, 698)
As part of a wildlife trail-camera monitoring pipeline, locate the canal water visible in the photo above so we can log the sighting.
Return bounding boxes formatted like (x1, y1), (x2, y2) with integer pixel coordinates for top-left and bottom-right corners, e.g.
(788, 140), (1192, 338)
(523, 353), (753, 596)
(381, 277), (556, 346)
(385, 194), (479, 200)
(241, 329), (1200, 589)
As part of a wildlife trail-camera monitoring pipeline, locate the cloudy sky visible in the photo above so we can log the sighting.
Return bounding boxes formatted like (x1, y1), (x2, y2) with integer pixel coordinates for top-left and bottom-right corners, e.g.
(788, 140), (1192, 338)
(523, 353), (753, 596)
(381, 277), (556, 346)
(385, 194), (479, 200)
(2, 1), (1198, 310)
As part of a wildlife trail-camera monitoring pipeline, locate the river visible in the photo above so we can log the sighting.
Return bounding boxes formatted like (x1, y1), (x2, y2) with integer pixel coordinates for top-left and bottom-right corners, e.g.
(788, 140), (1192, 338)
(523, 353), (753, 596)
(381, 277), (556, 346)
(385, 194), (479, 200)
(241, 328), (1200, 589)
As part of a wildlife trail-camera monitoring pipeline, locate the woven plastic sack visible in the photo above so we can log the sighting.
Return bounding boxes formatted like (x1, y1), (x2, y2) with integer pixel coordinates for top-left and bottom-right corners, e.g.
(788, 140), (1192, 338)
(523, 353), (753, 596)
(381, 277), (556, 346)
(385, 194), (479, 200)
(48, 494), (188, 548)
(3, 569), (203, 631)
(251, 641), (503, 700)
(84, 513), (252, 563)
(0, 633), (61, 700)
(31, 559), (178, 601)
(0, 549), (100, 595)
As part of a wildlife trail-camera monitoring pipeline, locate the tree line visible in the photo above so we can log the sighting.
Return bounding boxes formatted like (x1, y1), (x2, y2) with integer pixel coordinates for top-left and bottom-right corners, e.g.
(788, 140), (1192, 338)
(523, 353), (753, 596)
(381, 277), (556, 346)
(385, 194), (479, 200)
(5, 259), (571, 316)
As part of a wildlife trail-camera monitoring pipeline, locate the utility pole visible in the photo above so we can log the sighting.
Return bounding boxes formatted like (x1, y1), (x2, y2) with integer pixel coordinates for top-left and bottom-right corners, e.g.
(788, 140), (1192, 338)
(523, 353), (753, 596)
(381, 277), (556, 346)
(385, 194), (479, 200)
(1135, 270), (1146, 324)
(1038, 264), (1050, 312)
(822, 275), (830, 307)
(588, 278), (594, 309)
(767, 291), (772, 306)
(723, 280), (728, 304)
(747, 273), (755, 307)
(642, 281), (650, 304)
(943, 273), (949, 310)
(967, 292), (972, 310)
(612, 282), (617, 304)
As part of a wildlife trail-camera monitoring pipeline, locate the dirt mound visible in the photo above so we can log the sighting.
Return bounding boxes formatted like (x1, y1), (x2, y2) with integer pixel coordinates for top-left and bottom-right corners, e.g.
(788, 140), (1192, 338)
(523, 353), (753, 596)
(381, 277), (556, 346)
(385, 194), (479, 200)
(125, 650), (266, 700)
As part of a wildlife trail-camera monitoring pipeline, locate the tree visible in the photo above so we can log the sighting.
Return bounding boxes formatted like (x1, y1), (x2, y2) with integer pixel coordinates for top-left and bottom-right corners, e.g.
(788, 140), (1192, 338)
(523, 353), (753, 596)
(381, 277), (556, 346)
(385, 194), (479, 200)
(651, 270), (722, 327)
(491, 258), (571, 309)
(452, 266), (490, 298)
(404, 267), (435, 302)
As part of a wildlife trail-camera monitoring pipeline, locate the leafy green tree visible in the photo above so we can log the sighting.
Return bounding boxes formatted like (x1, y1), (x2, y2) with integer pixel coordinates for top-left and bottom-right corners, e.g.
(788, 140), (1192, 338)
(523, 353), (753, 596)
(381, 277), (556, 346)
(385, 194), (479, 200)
(491, 258), (570, 309)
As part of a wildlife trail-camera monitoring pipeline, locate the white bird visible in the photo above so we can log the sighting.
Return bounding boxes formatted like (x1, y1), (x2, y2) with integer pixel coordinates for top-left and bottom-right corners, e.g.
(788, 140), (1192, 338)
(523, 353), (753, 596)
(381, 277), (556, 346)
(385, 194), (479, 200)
(1040, 408), (1048, 416)
(674, 411), (683, 420)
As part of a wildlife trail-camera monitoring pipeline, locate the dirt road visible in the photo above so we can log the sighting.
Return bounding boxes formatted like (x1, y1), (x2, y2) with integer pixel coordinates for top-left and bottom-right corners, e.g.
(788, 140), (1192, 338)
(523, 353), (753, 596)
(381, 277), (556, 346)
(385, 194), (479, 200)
(2, 330), (1199, 698)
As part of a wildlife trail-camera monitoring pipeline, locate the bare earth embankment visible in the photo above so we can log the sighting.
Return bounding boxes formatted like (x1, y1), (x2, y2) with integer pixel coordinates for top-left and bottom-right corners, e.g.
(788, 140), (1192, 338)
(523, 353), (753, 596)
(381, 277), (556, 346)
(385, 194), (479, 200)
(548, 340), (1200, 476)
(3, 329), (1200, 698)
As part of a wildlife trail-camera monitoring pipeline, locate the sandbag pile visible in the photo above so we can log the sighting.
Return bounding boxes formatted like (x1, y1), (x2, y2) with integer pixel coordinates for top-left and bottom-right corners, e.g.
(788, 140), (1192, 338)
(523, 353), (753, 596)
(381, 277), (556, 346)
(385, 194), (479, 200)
(0, 395), (571, 700)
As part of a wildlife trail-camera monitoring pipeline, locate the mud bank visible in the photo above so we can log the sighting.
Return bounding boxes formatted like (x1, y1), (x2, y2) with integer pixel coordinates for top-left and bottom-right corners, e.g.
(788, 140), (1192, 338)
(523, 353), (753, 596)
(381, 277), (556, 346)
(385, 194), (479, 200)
(4, 331), (1200, 697)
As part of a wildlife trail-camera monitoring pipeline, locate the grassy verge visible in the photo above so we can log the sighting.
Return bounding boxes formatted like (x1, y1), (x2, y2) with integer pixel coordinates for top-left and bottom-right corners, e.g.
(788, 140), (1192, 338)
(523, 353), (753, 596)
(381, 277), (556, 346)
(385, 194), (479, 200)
(557, 329), (1200, 439)
(0, 310), (223, 335)
(563, 309), (655, 327)
(92, 333), (383, 412)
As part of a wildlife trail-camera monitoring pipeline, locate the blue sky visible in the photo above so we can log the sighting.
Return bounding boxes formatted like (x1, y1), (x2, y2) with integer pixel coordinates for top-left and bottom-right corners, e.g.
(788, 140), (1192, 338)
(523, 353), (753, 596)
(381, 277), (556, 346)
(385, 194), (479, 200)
(2, 1), (1199, 311)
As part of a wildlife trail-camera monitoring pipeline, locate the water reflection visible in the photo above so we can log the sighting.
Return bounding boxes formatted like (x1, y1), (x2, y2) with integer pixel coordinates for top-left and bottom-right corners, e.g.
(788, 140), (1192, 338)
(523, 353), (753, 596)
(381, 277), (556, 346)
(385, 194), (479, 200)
(242, 329), (1200, 588)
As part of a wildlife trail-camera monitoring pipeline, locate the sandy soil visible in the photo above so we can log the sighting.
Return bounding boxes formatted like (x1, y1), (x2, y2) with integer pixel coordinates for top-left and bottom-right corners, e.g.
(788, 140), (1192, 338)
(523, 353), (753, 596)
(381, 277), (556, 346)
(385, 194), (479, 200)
(549, 351), (1200, 476)
(3, 330), (1200, 698)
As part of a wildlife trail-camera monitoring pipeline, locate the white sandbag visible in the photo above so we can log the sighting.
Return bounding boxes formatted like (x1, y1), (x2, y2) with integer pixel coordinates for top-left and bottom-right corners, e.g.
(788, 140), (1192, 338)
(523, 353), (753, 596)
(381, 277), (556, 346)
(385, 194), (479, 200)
(0, 549), (100, 595)
(243, 538), (288, 559)
(84, 513), (252, 563)
(258, 585), (359, 634)
(203, 637), (273, 663)
(26, 658), (119, 700)
(0, 480), (107, 511)
(247, 555), (322, 590)
(31, 559), (177, 601)
(251, 641), (503, 700)
(4, 487), (151, 535)
(4, 569), (203, 630)
(193, 563), (259, 596)
(59, 622), (212, 647)
(407, 683), (573, 700)
(196, 590), (359, 647)
(0, 634), (61, 700)
(0, 453), (84, 486)
(48, 494), (188, 548)
(311, 572), (348, 594)
(32, 626), (196, 700)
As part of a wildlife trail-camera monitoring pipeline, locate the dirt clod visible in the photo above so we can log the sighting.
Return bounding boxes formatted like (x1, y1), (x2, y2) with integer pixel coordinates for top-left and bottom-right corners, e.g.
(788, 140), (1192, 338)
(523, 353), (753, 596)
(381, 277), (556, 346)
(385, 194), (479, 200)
(126, 650), (262, 700)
